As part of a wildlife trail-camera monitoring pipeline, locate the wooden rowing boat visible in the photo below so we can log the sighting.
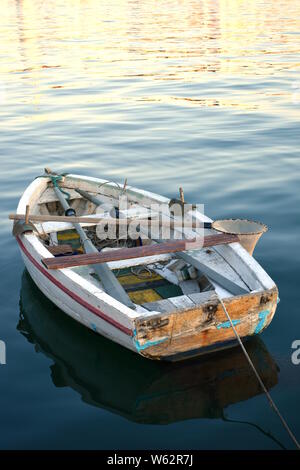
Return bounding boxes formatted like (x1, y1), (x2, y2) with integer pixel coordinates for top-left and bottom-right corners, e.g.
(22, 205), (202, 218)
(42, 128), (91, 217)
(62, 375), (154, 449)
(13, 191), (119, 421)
(12, 172), (279, 361)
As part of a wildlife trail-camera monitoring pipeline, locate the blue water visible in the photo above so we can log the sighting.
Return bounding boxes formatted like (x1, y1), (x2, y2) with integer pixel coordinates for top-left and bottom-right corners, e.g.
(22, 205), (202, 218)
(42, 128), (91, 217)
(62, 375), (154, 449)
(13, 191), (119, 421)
(1, 0), (300, 449)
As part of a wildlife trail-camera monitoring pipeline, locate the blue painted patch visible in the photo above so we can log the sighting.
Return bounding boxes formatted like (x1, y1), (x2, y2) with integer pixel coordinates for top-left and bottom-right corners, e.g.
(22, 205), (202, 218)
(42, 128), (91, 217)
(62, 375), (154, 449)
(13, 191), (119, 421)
(254, 309), (270, 334)
(133, 329), (168, 352)
(90, 322), (97, 332)
(216, 319), (241, 329)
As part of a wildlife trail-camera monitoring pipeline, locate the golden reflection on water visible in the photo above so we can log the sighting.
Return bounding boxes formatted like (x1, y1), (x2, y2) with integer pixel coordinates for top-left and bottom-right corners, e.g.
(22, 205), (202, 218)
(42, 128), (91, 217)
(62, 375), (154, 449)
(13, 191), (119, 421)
(1, 0), (300, 118)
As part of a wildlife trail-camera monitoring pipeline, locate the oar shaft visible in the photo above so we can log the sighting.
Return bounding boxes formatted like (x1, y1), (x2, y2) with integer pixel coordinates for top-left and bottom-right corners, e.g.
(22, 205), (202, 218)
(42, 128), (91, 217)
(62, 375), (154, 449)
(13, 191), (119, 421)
(9, 213), (212, 229)
(75, 188), (106, 207)
(53, 186), (70, 212)
(52, 181), (134, 308)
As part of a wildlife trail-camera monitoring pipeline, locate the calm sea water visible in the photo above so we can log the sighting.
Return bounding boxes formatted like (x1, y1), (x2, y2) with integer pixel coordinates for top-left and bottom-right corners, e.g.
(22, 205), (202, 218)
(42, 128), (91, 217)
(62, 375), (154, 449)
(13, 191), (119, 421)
(1, 0), (300, 450)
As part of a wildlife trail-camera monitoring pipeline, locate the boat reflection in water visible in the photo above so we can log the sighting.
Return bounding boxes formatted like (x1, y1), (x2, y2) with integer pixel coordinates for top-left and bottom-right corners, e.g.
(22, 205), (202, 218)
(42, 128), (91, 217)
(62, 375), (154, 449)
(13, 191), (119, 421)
(18, 270), (279, 425)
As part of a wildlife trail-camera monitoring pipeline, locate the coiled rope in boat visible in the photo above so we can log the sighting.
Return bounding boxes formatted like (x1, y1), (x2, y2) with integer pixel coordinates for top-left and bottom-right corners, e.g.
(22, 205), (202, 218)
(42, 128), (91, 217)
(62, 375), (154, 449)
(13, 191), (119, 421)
(217, 294), (300, 450)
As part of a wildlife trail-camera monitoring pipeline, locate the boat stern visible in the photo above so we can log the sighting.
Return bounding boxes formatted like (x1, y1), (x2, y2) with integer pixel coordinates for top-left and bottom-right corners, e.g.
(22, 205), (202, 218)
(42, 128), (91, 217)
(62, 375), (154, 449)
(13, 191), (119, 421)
(133, 287), (279, 361)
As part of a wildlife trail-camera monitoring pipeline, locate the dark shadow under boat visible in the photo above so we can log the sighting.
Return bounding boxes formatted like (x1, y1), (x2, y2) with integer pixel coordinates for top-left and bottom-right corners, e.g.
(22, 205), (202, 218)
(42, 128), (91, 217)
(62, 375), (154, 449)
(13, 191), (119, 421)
(18, 270), (279, 425)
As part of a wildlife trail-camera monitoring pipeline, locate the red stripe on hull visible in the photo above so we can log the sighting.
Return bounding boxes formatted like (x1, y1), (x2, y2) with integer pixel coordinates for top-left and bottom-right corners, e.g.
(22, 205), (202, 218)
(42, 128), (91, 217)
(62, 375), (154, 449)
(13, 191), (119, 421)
(16, 236), (133, 337)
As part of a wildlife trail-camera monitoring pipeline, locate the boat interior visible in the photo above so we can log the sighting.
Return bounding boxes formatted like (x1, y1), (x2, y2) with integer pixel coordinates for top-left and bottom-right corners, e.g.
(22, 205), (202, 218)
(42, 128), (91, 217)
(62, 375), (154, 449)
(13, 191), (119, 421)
(28, 179), (263, 313)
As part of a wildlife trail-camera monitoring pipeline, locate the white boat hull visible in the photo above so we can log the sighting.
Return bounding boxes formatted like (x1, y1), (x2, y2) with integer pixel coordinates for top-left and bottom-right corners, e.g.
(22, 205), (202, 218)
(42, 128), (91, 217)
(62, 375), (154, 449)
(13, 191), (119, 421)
(18, 235), (137, 353)
(13, 173), (279, 361)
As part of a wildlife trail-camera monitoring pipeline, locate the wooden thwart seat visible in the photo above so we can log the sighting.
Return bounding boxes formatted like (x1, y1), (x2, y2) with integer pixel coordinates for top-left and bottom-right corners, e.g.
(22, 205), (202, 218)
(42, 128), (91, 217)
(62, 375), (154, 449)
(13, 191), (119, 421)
(42, 233), (239, 270)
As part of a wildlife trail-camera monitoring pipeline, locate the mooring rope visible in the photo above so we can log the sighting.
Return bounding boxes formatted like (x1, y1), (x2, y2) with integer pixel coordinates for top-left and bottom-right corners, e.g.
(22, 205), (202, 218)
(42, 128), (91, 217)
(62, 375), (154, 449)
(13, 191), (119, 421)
(50, 174), (71, 201)
(222, 416), (286, 450)
(35, 172), (71, 201)
(217, 294), (300, 450)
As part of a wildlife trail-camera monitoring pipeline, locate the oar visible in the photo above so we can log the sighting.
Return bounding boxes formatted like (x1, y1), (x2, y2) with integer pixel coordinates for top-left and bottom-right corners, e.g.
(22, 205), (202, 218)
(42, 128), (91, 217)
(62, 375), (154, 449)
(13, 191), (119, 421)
(74, 188), (213, 229)
(48, 174), (135, 309)
(9, 212), (212, 229)
(74, 188), (214, 247)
